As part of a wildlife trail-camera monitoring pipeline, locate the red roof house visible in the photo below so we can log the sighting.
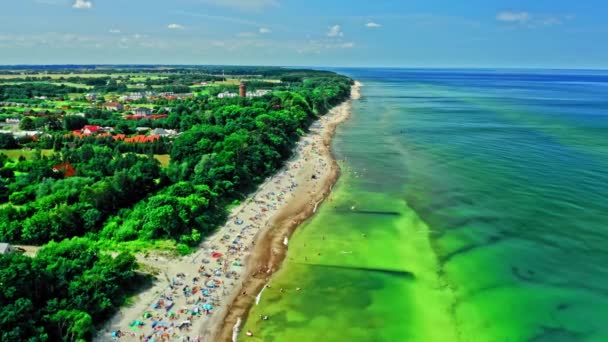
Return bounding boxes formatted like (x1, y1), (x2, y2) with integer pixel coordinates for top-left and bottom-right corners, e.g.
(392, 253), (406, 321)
(83, 125), (102, 134)
(53, 162), (76, 177)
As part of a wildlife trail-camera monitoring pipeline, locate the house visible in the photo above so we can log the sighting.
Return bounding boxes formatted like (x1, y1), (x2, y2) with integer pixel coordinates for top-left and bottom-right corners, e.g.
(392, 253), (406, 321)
(13, 131), (42, 138)
(53, 162), (76, 177)
(36, 109), (50, 116)
(86, 93), (98, 101)
(0, 243), (13, 255)
(133, 107), (152, 116)
(123, 135), (160, 143)
(104, 102), (124, 111)
(66, 112), (86, 117)
(246, 89), (272, 98)
(6, 118), (20, 124)
(217, 92), (238, 99)
(255, 89), (272, 97)
(135, 127), (151, 133)
(83, 125), (102, 134)
(23, 109), (35, 116)
(151, 128), (178, 137)
(120, 92), (147, 102)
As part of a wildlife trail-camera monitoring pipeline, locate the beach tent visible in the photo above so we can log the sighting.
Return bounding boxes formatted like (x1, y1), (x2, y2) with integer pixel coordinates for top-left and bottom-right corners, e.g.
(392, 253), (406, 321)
(130, 320), (144, 327)
(178, 320), (191, 328)
(211, 252), (223, 258)
(164, 301), (174, 311)
(152, 321), (168, 328)
(203, 304), (213, 310)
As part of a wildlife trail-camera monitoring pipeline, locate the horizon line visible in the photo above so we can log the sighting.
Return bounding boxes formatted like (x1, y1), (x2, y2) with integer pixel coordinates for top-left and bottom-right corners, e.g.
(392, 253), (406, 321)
(0, 64), (607, 72)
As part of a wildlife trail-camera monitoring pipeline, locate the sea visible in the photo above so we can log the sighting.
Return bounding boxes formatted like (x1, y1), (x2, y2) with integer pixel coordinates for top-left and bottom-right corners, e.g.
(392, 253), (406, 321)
(240, 68), (608, 341)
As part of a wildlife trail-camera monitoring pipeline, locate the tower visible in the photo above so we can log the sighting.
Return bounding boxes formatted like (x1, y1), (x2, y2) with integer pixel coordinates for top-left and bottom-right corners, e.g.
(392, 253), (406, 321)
(239, 82), (246, 98)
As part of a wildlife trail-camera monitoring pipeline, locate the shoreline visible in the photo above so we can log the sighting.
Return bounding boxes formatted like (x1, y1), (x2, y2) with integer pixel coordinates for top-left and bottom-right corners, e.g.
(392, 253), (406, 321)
(97, 81), (361, 342)
(214, 81), (362, 341)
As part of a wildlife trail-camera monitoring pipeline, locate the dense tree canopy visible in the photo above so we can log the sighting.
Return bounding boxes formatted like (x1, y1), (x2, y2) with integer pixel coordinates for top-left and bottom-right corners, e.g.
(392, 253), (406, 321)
(0, 66), (352, 339)
(0, 237), (139, 341)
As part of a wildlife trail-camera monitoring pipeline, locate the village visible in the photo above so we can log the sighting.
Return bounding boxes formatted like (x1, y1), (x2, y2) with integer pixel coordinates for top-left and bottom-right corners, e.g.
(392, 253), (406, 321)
(0, 72), (274, 149)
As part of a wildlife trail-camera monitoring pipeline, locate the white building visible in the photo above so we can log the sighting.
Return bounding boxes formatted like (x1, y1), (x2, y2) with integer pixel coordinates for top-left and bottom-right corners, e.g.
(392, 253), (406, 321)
(133, 107), (153, 116)
(217, 92), (238, 99)
(13, 131), (42, 138)
(0, 243), (13, 255)
(245, 89), (272, 98)
(151, 128), (178, 137)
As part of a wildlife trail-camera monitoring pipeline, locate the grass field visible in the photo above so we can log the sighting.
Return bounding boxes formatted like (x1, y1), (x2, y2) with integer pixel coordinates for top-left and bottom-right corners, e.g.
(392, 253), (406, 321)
(0, 73), (117, 79)
(214, 79), (242, 85)
(0, 149), (55, 161)
(129, 76), (168, 82)
(153, 154), (170, 167)
(0, 73), (172, 80)
(1, 150), (169, 167)
(52, 82), (93, 89)
(1, 81), (92, 89)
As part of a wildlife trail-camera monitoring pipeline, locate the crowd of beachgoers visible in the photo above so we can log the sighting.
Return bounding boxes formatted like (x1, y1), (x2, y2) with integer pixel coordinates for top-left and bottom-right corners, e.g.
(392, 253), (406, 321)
(98, 82), (361, 342)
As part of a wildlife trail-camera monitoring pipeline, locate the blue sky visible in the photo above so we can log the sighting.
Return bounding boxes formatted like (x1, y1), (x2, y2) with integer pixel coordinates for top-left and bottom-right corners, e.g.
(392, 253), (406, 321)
(1, 0), (607, 68)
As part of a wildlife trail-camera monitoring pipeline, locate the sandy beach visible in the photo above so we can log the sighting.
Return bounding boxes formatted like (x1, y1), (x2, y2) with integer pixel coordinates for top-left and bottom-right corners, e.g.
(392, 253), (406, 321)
(97, 81), (361, 342)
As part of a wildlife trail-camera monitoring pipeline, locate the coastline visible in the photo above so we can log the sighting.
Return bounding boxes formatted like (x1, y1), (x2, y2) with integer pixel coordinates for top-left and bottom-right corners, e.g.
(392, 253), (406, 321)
(97, 81), (361, 342)
(213, 81), (362, 341)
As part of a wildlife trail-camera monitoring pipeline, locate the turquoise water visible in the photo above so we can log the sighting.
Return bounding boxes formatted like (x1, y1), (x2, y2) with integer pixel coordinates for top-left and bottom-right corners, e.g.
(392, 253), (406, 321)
(242, 69), (608, 341)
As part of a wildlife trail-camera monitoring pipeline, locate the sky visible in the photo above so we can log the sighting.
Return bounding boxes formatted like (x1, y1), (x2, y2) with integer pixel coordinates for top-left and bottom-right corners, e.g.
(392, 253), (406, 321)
(0, 0), (607, 68)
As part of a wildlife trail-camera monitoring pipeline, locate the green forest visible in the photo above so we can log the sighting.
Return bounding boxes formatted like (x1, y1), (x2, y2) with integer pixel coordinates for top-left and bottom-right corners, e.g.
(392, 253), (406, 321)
(0, 66), (352, 341)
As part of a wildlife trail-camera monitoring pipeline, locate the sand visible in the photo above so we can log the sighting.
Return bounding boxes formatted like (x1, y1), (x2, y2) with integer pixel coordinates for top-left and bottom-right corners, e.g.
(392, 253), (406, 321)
(96, 81), (362, 342)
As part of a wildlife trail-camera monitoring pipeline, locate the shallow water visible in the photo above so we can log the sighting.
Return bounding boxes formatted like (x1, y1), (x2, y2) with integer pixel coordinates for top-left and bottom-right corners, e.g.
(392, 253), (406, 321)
(241, 69), (608, 341)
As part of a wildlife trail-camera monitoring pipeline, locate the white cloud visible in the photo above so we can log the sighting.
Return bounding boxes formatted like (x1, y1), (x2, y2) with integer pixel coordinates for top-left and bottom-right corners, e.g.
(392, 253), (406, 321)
(366, 22), (381, 28)
(198, 0), (278, 10)
(496, 11), (530, 24)
(259, 27), (271, 34)
(327, 25), (343, 37)
(168, 23), (185, 30)
(340, 42), (354, 48)
(72, 0), (92, 9)
(109, 29), (121, 34)
(496, 11), (572, 28)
